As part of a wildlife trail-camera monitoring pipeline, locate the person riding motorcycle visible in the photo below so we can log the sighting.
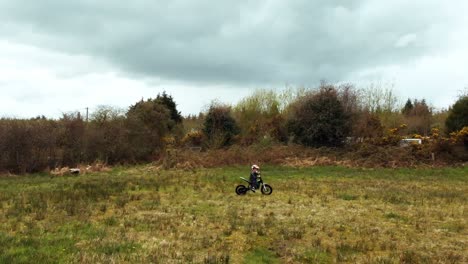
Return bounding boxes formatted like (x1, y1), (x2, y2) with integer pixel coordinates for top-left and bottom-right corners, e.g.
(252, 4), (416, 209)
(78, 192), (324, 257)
(235, 164), (272, 195)
(250, 164), (260, 192)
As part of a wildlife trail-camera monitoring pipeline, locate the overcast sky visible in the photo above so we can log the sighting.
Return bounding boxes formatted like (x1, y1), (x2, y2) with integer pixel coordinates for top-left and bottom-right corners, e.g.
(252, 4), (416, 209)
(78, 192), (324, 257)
(1, 0), (467, 118)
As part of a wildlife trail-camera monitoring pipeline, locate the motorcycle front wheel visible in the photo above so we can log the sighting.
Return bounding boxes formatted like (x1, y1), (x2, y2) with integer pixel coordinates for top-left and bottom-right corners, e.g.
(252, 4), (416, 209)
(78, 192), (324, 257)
(261, 184), (273, 195)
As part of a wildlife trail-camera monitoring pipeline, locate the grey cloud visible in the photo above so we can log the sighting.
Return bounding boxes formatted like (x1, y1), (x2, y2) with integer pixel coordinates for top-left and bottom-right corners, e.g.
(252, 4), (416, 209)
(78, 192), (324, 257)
(0, 0), (463, 86)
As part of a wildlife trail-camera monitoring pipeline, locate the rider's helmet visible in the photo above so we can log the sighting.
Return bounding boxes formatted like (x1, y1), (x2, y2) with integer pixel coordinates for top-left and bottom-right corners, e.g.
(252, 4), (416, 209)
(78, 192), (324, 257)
(251, 164), (260, 170)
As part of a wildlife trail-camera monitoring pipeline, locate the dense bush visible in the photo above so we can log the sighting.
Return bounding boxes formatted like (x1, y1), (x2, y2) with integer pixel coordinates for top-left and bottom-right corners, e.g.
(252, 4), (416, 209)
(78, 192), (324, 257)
(203, 102), (239, 148)
(0, 93), (181, 173)
(233, 90), (287, 144)
(85, 106), (129, 164)
(352, 111), (384, 140)
(287, 86), (351, 147)
(402, 99), (432, 135)
(181, 130), (204, 147)
(0, 118), (60, 173)
(446, 95), (468, 133)
(59, 113), (86, 166)
(126, 98), (172, 161)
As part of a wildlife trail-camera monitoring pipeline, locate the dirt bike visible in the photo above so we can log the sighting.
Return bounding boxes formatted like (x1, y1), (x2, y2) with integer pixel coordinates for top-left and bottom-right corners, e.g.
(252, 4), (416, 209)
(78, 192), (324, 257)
(235, 174), (273, 195)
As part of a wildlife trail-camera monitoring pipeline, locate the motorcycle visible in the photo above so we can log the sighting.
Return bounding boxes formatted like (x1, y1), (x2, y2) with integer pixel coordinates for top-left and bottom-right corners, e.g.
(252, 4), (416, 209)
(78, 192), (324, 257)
(235, 174), (273, 195)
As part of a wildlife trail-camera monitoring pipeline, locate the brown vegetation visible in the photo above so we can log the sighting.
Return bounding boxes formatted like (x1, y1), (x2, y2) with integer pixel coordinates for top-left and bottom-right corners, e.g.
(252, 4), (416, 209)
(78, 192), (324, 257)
(0, 85), (467, 174)
(159, 141), (466, 170)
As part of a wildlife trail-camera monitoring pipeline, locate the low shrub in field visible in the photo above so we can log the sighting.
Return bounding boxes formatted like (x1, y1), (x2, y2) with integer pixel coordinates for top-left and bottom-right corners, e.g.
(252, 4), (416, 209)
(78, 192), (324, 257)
(181, 130), (204, 147)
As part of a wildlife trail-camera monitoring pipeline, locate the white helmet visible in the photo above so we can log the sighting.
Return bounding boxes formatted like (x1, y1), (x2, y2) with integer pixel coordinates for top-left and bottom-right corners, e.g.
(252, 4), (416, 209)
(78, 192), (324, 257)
(251, 164), (260, 170)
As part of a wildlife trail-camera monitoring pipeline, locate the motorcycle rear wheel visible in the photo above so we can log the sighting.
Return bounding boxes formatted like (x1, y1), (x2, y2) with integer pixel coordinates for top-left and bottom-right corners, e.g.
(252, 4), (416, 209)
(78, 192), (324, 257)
(235, 185), (247, 195)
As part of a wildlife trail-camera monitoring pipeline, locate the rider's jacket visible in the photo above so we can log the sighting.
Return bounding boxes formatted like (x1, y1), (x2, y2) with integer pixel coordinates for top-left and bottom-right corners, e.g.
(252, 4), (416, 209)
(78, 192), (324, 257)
(250, 171), (259, 186)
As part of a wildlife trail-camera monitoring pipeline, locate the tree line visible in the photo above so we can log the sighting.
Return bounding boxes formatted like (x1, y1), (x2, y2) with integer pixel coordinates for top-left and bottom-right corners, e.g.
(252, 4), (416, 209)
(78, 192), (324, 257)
(1, 85), (467, 174)
(196, 84), (466, 148)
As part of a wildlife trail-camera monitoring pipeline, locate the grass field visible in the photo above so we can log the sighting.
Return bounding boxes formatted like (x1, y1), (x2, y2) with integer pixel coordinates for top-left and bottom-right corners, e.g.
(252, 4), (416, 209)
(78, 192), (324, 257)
(0, 165), (466, 263)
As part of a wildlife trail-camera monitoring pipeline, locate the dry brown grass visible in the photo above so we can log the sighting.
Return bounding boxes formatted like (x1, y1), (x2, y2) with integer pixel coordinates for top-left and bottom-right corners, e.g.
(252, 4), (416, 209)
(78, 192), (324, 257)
(161, 144), (465, 170)
(0, 165), (466, 263)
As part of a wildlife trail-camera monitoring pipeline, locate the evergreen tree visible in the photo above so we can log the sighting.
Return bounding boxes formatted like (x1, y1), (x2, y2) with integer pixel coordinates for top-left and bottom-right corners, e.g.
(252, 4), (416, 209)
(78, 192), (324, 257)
(155, 91), (182, 124)
(446, 95), (468, 133)
(402, 98), (413, 116)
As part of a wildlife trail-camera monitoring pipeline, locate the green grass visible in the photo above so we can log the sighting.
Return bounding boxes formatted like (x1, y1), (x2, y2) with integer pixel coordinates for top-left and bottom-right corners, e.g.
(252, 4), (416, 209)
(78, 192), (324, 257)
(244, 248), (280, 264)
(300, 248), (332, 264)
(0, 165), (466, 263)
